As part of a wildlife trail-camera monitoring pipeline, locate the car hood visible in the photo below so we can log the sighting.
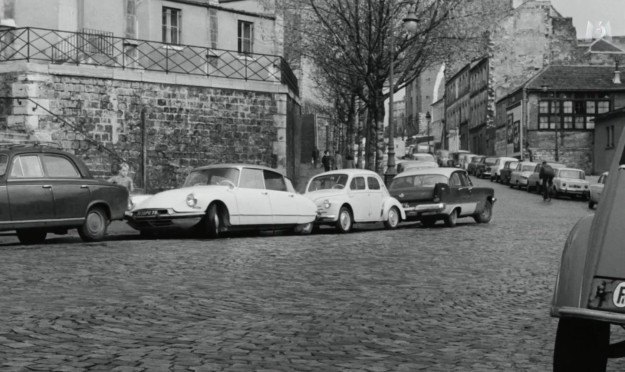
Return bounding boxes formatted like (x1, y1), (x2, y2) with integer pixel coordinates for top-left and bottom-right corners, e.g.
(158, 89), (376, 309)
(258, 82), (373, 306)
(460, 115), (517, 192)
(305, 190), (344, 202)
(134, 185), (228, 209)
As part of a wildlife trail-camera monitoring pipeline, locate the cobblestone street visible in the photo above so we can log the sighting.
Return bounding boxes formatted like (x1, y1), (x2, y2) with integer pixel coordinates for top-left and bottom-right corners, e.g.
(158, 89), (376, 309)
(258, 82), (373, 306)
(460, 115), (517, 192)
(0, 177), (620, 371)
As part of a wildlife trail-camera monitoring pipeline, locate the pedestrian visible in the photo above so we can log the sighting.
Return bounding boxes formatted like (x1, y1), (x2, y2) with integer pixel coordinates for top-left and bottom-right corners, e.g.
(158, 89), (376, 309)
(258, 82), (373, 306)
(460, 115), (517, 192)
(312, 147), (320, 168)
(539, 160), (555, 200)
(345, 150), (355, 168)
(334, 151), (343, 170)
(321, 150), (333, 172)
(108, 162), (134, 193)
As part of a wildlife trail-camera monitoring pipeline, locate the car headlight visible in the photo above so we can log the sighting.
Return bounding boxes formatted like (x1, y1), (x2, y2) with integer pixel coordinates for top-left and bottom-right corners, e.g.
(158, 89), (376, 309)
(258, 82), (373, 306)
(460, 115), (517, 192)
(584, 185), (588, 189)
(186, 193), (198, 208)
(562, 183), (566, 187)
(323, 199), (331, 209)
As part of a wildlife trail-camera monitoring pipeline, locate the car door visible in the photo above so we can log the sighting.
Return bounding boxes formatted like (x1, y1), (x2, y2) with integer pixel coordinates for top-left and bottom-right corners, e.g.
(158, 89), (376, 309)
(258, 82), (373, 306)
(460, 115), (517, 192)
(446, 172), (465, 211)
(235, 167), (272, 225)
(347, 176), (368, 221)
(6, 154), (55, 223)
(41, 154), (91, 221)
(458, 171), (477, 215)
(367, 176), (383, 221)
(263, 170), (294, 225)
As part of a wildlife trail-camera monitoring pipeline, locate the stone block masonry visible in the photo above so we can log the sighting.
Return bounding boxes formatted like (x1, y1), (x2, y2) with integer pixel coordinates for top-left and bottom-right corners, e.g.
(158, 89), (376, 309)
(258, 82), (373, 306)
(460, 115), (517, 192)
(0, 63), (294, 192)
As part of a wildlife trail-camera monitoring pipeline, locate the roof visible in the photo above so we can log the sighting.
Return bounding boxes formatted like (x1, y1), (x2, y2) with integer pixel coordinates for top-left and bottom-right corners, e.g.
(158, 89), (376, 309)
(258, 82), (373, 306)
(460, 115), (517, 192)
(595, 107), (625, 122)
(586, 38), (625, 54)
(395, 167), (464, 178)
(525, 65), (625, 91)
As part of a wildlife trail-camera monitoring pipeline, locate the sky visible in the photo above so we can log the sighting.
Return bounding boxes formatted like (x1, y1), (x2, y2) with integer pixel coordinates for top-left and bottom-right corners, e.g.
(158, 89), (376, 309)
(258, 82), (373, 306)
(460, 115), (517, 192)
(551, 0), (625, 38)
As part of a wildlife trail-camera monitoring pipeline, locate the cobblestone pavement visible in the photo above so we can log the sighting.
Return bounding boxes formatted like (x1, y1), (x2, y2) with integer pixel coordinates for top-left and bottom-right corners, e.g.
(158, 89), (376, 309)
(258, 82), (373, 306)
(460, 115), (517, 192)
(0, 177), (622, 371)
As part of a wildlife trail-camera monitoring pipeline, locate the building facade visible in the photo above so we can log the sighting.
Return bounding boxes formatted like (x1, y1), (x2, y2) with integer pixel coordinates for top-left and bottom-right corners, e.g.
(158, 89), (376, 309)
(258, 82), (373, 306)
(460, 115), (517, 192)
(594, 108), (625, 174)
(0, 0), (301, 191)
(445, 64), (470, 152)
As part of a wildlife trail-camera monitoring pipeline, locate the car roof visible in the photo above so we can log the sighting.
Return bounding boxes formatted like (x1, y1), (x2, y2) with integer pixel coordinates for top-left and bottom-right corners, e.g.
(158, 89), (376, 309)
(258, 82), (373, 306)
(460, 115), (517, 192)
(312, 169), (380, 177)
(518, 161), (537, 166)
(499, 157), (518, 161)
(557, 167), (584, 172)
(395, 167), (463, 178)
(193, 163), (282, 174)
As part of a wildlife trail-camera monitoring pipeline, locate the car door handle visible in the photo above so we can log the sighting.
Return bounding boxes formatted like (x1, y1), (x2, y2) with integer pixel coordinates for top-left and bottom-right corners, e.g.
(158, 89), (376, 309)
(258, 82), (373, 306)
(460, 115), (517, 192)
(42, 185), (52, 189)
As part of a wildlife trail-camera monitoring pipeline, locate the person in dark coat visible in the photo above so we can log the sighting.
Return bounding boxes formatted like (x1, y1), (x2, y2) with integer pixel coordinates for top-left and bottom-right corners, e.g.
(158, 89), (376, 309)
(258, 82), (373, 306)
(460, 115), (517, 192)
(321, 150), (333, 172)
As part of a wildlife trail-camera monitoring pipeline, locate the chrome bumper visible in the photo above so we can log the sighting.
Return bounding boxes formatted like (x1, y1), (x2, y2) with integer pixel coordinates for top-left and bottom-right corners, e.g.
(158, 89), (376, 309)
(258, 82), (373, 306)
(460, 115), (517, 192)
(552, 306), (625, 325)
(125, 212), (204, 231)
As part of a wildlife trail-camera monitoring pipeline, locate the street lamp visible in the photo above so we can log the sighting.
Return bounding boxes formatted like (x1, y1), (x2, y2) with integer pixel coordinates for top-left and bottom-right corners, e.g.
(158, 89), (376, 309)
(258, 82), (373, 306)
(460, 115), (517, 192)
(385, 8), (419, 186)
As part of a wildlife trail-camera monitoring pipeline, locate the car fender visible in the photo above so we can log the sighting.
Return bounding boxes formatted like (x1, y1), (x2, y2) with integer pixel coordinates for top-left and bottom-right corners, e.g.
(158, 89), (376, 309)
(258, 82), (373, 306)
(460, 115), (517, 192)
(551, 214), (594, 316)
(382, 197), (406, 220)
(192, 189), (238, 220)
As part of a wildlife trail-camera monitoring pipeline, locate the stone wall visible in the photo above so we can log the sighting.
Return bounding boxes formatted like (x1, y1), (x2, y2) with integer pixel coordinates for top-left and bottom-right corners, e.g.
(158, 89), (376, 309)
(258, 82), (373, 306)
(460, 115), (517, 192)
(0, 63), (294, 192)
(526, 130), (593, 171)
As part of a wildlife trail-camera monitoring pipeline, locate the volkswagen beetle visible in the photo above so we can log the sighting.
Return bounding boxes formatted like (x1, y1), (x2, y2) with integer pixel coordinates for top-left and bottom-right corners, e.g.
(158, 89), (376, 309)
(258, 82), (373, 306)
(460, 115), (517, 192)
(126, 164), (317, 237)
(551, 128), (625, 371)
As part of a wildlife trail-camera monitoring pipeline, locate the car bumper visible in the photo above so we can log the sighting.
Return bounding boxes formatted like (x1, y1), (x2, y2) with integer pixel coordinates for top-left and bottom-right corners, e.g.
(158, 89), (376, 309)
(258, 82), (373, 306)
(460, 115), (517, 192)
(552, 306), (625, 325)
(125, 211), (204, 231)
(556, 188), (589, 196)
(403, 203), (445, 219)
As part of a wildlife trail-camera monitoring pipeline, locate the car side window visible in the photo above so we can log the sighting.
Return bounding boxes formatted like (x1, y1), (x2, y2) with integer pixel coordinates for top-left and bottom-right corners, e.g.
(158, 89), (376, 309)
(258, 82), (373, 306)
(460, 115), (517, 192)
(459, 172), (472, 187)
(239, 168), (265, 189)
(367, 177), (381, 190)
(9, 155), (44, 178)
(263, 170), (287, 192)
(349, 176), (366, 190)
(449, 173), (462, 187)
(0, 154), (7, 175)
(42, 155), (81, 178)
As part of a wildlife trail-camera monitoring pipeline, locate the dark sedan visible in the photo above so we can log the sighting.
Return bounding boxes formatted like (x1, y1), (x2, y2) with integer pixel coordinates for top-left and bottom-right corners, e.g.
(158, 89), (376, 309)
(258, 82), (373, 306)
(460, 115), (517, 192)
(0, 144), (129, 244)
(499, 160), (519, 185)
(467, 155), (485, 176)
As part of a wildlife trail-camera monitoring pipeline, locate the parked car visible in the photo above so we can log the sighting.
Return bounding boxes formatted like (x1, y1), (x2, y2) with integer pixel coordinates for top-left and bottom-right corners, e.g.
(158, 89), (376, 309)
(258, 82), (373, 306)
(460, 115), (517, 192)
(550, 133), (625, 370)
(474, 157), (499, 179)
(498, 160), (519, 185)
(467, 155), (485, 176)
(550, 168), (590, 199)
(489, 157), (518, 182)
(410, 152), (437, 163)
(527, 162), (566, 192)
(304, 169), (405, 233)
(396, 157), (438, 174)
(459, 153), (477, 170)
(509, 161), (537, 189)
(448, 150), (472, 168)
(126, 164), (317, 237)
(0, 143), (129, 244)
(388, 168), (495, 228)
(588, 171), (608, 209)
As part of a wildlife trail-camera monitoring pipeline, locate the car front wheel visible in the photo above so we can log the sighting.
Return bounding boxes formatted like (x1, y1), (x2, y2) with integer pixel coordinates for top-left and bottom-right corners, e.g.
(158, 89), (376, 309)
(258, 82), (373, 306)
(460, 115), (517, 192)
(335, 206), (353, 233)
(588, 200), (596, 209)
(444, 209), (458, 227)
(16, 229), (47, 245)
(202, 204), (222, 238)
(384, 207), (400, 229)
(78, 207), (109, 242)
(553, 318), (609, 372)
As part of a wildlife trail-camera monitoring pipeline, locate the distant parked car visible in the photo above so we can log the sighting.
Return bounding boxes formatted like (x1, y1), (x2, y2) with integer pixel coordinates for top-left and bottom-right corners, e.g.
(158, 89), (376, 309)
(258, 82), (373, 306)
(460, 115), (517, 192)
(458, 153), (477, 170)
(467, 156), (485, 176)
(475, 157), (498, 179)
(126, 164), (317, 237)
(527, 162), (566, 192)
(490, 157), (518, 182)
(304, 169), (406, 233)
(396, 159), (438, 174)
(588, 171), (608, 209)
(509, 161), (537, 189)
(550, 130), (625, 370)
(0, 143), (129, 244)
(389, 168), (495, 228)
(549, 168), (590, 200)
(498, 160), (519, 185)
(410, 152), (437, 163)
(449, 150), (472, 168)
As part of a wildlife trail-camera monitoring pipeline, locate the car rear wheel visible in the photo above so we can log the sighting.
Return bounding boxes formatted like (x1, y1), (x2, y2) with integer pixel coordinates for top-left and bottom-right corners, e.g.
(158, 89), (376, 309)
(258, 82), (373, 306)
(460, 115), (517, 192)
(384, 207), (400, 229)
(335, 206), (353, 233)
(16, 229), (47, 245)
(293, 222), (313, 235)
(474, 200), (493, 223)
(78, 207), (109, 242)
(588, 200), (596, 209)
(444, 209), (458, 227)
(553, 318), (609, 372)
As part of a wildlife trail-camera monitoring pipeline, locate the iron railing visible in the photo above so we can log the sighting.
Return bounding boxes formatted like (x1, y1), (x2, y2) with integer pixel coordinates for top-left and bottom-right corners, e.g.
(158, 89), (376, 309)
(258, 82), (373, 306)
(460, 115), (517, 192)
(0, 27), (299, 95)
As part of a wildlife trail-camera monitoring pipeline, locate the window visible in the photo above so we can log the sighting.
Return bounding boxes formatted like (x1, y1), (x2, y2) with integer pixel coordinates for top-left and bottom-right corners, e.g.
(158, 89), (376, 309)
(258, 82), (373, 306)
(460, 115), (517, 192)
(458, 172), (472, 187)
(349, 176), (366, 190)
(42, 155), (80, 178)
(263, 170), (287, 192)
(238, 21), (254, 54)
(162, 7), (181, 44)
(0, 154), (7, 176)
(10, 155), (44, 178)
(607, 125), (615, 148)
(449, 173), (462, 187)
(538, 99), (610, 131)
(367, 177), (381, 190)
(239, 168), (265, 189)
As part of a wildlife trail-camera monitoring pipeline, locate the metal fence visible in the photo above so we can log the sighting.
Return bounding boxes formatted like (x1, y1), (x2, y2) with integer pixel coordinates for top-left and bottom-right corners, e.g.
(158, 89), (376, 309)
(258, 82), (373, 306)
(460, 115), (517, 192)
(0, 27), (299, 95)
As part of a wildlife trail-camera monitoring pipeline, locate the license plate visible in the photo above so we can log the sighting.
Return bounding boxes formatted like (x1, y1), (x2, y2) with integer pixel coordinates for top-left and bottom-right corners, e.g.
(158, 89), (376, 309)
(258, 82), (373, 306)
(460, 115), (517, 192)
(588, 278), (625, 311)
(135, 210), (159, 217)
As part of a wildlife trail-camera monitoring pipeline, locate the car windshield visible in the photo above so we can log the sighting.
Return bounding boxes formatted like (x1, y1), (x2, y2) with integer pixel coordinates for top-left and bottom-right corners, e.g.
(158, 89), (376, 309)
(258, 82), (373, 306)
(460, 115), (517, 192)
(183, 167), (240, 187)
(522, 165), (535, 171)
(389, 174), (448, 190)
(507, 162), (518, 169)
(413, 154), (435, 162)
(485, 157), (498, 165)
(308, 174), (349, 192)
(472, 157), (484, 163)
(558, 170), (584, 179)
